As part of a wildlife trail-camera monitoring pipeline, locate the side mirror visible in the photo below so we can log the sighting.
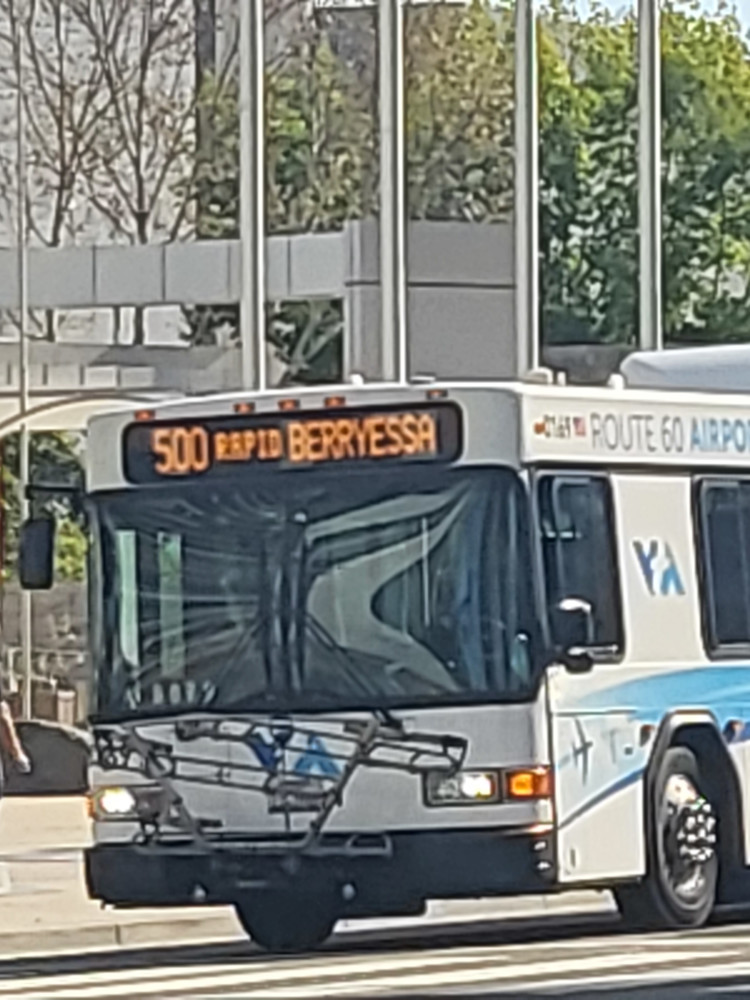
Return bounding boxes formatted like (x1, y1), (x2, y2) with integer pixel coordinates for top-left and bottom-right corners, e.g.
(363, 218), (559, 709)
(552, 597), (595, 674)
(18, 518), (55, 590)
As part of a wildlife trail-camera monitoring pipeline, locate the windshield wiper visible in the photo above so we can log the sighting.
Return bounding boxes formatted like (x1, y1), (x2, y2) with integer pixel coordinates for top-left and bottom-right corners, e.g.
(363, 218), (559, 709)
(300, 610), (393, 700)
(299, 613), (411, 734)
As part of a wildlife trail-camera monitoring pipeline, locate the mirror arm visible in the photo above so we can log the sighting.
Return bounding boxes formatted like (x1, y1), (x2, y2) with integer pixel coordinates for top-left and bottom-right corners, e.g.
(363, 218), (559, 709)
(25, 483), (82, 499)
(559, 646), (594, 674)
(25, 483), (86, 521)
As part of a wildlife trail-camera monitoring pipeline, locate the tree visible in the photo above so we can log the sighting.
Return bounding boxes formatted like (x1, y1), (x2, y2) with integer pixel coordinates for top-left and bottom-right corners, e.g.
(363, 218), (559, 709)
(0, 0), (237, 344)
(186, 1), (516, 376)
(185, 25), (376, 374)
(0, 430), (85, 581)
(405, 0), (515, 222)
(539, 2), (638, 344)
(66, 0), (231, 344)
(0, 0), (116, 341)
(661, 3), (750, 342)
(190, 0), (750, 363)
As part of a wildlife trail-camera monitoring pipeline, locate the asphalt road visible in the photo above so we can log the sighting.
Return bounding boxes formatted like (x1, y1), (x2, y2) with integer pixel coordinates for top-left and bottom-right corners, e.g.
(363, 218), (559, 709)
(3, 910), (750, 998)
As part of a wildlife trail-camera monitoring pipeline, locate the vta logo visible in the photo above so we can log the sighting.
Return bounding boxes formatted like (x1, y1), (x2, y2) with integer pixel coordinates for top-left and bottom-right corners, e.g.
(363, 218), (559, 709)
(247, 728), (341, 777)
(632, 539), (685, 596)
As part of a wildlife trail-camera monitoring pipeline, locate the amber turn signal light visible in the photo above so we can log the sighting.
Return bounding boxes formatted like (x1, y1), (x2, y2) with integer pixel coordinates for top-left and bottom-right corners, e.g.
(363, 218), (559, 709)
(504, 766), (552, 800)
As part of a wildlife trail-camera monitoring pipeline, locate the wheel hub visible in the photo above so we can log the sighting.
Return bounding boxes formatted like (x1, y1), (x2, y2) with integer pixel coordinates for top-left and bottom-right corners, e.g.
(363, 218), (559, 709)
(673, 797), (717, 866)
(663, 772), (717, 893)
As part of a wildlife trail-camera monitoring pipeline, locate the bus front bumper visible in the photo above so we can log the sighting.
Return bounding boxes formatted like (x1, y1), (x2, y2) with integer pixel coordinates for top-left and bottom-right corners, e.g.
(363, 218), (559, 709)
(85, 826), (556, 916)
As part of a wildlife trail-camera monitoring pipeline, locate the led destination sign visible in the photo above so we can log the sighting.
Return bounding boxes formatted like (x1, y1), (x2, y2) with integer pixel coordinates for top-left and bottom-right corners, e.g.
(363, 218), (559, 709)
(123, 403), (462, 483)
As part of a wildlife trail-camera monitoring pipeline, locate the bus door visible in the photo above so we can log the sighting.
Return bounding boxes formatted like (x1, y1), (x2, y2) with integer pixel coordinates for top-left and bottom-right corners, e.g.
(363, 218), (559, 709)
(537, 472), (644, 883)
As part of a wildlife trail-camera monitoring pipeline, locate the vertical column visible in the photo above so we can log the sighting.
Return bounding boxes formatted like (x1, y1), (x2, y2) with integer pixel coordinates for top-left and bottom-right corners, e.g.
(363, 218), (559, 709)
(239, 0), (267, 390)
(378, 0), (407, 384)
(14, 0), (32, 718)
(514, 0), (540, 377)
(637, 0), (662, 352)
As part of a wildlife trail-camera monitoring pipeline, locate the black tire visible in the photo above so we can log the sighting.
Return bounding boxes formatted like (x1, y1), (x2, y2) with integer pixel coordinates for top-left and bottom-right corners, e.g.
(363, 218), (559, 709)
(235, 893), (337, 954)
(614, 746), (718, 930)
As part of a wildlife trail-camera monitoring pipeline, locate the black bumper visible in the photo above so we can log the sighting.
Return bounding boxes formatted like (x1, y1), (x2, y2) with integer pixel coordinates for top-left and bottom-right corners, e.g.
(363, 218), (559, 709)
(85, 827), (556, 918)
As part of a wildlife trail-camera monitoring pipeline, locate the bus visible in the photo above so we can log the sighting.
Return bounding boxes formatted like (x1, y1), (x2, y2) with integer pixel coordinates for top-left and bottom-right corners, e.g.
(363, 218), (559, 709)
(18, 359), (750, 952)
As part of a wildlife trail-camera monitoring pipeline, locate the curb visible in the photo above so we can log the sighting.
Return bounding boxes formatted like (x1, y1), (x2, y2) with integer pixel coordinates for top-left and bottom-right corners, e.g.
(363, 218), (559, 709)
(0, 911), (243, 959)
(0, 893), (614, 960)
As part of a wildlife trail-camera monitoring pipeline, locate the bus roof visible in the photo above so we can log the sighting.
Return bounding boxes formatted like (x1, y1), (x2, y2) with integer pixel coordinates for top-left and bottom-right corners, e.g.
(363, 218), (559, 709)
(622, 343), (750, 392)
(85, 372), (750, 491)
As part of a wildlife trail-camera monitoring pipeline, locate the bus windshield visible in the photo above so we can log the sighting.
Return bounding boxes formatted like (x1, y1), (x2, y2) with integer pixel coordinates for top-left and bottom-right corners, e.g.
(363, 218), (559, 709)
(91, 467), (541, 718)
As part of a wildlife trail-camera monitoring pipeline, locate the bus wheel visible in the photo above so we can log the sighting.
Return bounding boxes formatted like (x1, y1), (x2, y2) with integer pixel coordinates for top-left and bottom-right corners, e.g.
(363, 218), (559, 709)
(235, 893), (337, 953)
(615, 746), (718, 930)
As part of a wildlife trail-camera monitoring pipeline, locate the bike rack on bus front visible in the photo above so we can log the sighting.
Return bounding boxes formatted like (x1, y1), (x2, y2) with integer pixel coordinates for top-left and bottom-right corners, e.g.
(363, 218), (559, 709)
(92, 713), (468, 859)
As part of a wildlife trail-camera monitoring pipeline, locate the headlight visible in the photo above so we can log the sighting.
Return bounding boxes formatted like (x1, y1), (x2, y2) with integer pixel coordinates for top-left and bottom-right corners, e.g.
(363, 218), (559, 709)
(423, 765), (552, 807)
(88, 784), (165, 822)
(91, 786), (136, 818)
(424, 770), (501, 806)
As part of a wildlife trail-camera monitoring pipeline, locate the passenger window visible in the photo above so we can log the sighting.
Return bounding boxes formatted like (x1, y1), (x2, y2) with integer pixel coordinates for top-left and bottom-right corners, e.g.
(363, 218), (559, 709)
(699, 480), (750, 650)
(537, 475), (623, 650)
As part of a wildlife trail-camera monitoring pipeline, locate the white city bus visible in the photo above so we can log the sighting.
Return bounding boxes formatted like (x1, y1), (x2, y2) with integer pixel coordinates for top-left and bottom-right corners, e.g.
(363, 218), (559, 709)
(19, 356), (750, 952)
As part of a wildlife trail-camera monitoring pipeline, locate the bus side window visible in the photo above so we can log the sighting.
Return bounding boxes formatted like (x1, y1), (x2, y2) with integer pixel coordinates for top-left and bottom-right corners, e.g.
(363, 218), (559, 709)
(537, 475), (623, 652)
(699, 480), (750, 650)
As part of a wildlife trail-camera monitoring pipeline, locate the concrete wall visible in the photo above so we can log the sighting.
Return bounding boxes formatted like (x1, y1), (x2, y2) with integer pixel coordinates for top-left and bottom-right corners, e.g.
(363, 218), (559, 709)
(345, 220), (517, 380)
(0, 220), (517, 395)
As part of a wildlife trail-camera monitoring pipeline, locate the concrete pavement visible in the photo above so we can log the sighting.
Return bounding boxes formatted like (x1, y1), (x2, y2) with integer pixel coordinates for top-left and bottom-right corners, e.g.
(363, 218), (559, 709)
(0, 797), (243, 955)
(4, 921), (750, 998)
(0, 797), (613, 957)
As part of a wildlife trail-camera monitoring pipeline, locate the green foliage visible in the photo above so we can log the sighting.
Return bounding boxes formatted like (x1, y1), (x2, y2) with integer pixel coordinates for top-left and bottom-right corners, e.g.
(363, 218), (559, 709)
(266, 37), (376, 233)
(186, 38), (374, 357)
(661, 4), (750, 341)
(267, 299), (343, 385)
(405, 1), (515, 222)
(186, 0), (750, 362)
(53, 518), (87, 583)
(539, 3), (639, 344)
(0, 432), (85, 582)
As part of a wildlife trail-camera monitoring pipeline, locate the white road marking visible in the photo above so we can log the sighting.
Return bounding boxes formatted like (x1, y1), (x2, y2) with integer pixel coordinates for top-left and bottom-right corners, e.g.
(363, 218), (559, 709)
(487, 961), (750, 995)
(0, 931), (725, 996)
(1, 947), (733, 999)
(236, 950), (742, 999)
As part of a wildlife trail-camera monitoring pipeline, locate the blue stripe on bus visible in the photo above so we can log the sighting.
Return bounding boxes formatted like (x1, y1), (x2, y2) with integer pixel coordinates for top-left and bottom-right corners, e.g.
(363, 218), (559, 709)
(558, 767), (644, 831)
(554, 664), (750, 829)
(572, 665), (750, 715)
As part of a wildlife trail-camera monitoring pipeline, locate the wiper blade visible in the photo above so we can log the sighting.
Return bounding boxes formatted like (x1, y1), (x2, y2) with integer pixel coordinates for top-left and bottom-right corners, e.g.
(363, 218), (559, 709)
(372, 705), (403, 732)
(302, 611), (385, 701)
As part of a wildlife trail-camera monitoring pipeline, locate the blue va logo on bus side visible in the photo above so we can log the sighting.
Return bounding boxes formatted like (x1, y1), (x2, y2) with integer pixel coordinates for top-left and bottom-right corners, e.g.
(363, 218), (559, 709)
(247, 731), (341, 777)
(633, 539), (686, 596)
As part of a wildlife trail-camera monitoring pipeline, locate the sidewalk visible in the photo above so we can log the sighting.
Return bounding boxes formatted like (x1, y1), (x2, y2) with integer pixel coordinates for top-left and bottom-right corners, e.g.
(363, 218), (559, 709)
(0, 797), (613, 957)
(0, 797), (244, 956)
